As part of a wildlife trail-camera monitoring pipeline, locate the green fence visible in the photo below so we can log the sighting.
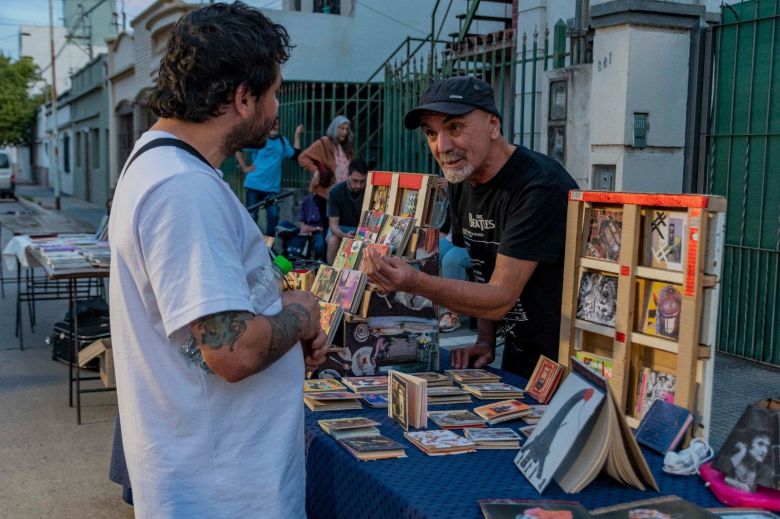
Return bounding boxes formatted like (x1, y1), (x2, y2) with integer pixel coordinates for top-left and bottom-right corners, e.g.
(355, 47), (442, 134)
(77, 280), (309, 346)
(706, 0), (780, 365)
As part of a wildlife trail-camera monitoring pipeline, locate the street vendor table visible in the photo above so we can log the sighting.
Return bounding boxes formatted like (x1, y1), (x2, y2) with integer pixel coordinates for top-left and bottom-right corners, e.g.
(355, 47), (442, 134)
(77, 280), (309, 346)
(28, 247), (111, 425)
(303, 352), (722, 518)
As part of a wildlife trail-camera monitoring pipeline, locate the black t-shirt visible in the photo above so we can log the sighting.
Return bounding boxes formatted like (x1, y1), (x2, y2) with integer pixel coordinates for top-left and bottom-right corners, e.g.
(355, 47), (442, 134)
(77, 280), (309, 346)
(327, 180), (363, 227)
(450, 146), (578, 379)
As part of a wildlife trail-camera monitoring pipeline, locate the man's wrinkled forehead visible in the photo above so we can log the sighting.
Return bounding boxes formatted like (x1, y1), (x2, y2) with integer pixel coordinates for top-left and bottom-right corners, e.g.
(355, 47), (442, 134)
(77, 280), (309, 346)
(419, 110), (477, 129)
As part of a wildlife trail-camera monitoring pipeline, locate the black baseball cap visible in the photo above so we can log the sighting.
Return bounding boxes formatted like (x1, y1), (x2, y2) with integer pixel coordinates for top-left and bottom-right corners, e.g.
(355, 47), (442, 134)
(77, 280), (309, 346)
(404, 76), (502, 130)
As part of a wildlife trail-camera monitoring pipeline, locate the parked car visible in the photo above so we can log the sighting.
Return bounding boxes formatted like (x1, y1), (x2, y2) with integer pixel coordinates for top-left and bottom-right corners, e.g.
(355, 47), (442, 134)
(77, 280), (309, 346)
(0, 151), (15, 198)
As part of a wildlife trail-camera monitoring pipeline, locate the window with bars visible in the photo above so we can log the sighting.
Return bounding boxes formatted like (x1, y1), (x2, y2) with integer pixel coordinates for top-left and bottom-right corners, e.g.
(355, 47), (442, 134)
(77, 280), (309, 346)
(633, 112), (648, 148)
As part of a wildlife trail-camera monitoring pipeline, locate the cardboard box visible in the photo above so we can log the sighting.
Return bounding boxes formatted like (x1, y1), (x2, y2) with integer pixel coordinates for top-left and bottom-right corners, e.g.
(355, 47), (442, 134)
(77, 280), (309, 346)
(78, 338), (115, 388)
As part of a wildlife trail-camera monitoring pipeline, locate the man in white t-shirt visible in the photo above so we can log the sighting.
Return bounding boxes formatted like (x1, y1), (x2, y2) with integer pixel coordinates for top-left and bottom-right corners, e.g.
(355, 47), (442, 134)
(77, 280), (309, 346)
(108, 4), (327, 517)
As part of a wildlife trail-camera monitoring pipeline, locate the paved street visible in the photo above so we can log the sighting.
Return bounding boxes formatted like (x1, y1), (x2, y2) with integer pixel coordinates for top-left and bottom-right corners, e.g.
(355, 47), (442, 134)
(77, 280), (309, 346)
(1, 184), (777, 516)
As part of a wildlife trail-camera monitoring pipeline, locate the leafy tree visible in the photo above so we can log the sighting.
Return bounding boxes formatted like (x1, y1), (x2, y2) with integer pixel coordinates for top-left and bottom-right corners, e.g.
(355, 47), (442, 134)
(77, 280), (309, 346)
(0, 54), (43, 146)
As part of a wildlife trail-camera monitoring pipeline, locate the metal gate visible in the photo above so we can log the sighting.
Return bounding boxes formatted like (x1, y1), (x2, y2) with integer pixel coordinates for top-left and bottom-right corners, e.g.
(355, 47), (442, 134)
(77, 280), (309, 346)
(706, 0), (780, 365)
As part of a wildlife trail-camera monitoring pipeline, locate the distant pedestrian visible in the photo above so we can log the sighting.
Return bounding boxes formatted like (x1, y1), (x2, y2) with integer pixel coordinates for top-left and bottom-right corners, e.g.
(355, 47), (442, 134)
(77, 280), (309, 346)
(298, 115), (353, 198)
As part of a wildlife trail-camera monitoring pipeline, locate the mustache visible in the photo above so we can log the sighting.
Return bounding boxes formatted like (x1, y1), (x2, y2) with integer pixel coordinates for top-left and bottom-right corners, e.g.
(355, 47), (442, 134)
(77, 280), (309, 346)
(439, 152), (466, 164)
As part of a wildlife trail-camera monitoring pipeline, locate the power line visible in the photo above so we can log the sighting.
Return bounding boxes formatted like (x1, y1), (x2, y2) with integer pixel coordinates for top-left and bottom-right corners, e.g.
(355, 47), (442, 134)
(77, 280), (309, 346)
(354, 0), (428, 37)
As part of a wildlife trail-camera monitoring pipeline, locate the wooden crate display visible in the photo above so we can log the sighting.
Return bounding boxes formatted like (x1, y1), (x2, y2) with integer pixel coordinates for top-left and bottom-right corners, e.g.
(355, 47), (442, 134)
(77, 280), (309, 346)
(362, 171), (438, 227)
(559, 190), (726, 440)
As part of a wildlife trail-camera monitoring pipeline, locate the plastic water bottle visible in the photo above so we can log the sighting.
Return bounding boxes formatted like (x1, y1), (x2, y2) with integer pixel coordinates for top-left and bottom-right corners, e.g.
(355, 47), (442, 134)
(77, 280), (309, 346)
(181, 254), (293, 372)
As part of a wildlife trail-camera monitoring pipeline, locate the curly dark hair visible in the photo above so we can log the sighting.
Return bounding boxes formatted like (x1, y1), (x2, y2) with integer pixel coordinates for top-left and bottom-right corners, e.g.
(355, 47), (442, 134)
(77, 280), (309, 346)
(149, 1), (292, 122)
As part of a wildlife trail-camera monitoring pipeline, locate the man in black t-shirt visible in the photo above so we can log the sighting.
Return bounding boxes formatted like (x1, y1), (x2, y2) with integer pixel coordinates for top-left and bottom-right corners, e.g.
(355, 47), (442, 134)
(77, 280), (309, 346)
(364, 76), (578, 379)
(326, 159), (368, 264)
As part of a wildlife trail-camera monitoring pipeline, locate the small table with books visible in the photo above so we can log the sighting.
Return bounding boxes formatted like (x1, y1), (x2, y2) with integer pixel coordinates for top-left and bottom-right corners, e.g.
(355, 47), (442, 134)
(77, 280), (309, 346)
(303, 351), (721, 519)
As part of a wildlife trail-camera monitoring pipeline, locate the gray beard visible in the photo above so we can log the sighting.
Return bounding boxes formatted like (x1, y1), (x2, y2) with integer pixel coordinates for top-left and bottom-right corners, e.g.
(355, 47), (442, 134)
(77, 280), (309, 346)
(441, 162), (474, 183)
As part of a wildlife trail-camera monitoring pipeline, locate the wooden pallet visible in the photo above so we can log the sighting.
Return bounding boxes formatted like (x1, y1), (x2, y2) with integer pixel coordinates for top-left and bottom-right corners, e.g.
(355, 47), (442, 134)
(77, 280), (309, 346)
(558, 190), (726, 438)
(362, 171), (438, 227)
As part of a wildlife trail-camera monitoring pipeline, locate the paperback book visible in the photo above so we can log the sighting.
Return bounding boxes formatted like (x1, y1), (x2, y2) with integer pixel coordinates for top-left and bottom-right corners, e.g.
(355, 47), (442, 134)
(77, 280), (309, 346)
(311, 265), (340, 301)
(515, 357), (657, 494)
(479, 499), (593, 519)
(634, 399), (693, 454)
(304, 378), (346, 393)
(303, 391), (363, 412)
(318, 417), (380, 440)
(428, 409), (486, 429)
(644, 209), (688, 272)
(525, 355), (565, 405)
(584, 206), (623, 262)
(332, 238), (364, 270)
(361, 393), (389, 408)
(474, 399), (531, 425)
(445, 369), (501, 384)
(427, 386), (473, 405)
(634, 367), (676, 420)
(410, 371), (452, 387)
(639, 281), (683, 340)
(522, 405), (548, 425)
(355, 210), (387, 242)
(339, 435), (407, 461)
(357, 242), (390, 272)
(575, 351), (614, 380)
(577, 272), (618, 327)
(342, 375), (388, 394)
(377, 215), (416, 255)
(404, 429), (476, 456)
(591, 496), (715, 518)
(465, 428), (522, 450)
(388, 370), (427, 430)
(462, 383), (525, 400)
(329, 269), (367, 314)
(318, 301), (344, 346)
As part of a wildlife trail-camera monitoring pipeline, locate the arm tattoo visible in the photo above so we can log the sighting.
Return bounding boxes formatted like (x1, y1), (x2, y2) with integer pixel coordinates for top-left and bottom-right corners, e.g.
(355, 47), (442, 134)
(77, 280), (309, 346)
(195, 311), (253, 352)
(258, 303), (308, 371)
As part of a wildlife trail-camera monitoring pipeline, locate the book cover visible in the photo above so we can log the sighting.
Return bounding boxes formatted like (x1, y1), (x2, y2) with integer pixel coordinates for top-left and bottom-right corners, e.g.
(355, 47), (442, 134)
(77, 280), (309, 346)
(355, 210), (387, 242)
(369, 185), (390, 213)
(388, 371), (410, 430)
(329, 269), (367, 314)
(409, 371), (451, 386)
(318, 417), (380, 431)
(591, 496), (716, 518)
(577, 272), (618, 327)
(640, 282), (683, 340)
(361, 393), (389, 408)
(465, 428), (521, 442)
(318, 301), (343, 346)
(575, 351), (614, 380)
(445, 369), (500, 383)
(311, 265), (339, 301)
(342, 376), (388, 392)
(404, 429), (476, 454)
(341, 435), (405, 453)
(584, 207), (623, 262)
(525, 355), (565, 405)
(645, 209), (688, 271)
(357, 242), (390, 271)
(378, 215), (416, 255)
(634, 399), (693, 454)
(397, 188), (419, 217)
(474, 399), (530, 424)
(479, 499), (594, 519)
(635, 367), (676, 420)
(463, 382), (525, 398)
(304, 378), (345, 392)
(388, 370), (427, 430)
(332, 238), (364, 270)
(428, 409), (486, 429)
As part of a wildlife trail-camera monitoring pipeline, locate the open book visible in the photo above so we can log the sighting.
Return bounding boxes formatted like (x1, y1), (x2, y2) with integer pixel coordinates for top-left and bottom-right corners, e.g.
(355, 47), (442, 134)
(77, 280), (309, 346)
(514, 357), (658, 494)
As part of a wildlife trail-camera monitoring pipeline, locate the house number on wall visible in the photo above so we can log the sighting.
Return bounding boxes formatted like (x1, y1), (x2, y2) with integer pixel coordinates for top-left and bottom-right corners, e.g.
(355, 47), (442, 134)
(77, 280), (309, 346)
(597, 52), (613, 72)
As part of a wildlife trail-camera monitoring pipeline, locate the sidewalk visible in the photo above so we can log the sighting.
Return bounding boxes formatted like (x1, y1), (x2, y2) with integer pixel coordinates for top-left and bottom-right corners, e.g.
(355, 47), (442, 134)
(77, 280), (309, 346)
(0, 184), (778, 516)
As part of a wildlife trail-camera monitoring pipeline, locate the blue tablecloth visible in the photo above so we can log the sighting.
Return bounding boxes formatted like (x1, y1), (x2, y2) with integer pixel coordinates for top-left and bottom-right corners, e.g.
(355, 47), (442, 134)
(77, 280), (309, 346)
(304, 352), (720, 518)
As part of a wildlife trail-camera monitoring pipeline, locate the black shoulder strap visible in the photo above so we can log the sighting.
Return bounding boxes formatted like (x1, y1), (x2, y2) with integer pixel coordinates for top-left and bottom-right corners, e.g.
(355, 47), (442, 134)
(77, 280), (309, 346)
(119, 137), (215, 180)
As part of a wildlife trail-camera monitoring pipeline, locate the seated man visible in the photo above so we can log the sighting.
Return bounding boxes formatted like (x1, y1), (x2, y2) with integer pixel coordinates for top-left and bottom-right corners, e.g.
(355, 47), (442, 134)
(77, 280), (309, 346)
(326, 159), (368, 264)
(293, 194), (327, 260)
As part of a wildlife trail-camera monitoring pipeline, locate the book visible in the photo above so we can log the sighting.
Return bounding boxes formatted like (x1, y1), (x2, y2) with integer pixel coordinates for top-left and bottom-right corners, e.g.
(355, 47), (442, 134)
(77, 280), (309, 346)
(514, 357), (658, 494)
(342, 375), (388, 394)
(388, 371), (427, 430)
(285, 269), (315, 291)
(410, 371), (452, 387)
(575, 351), (614, 380)
(357, 242), (389, 271)
(361, 393), (389, 408)
(474, 399), (531, 425)
(634, 367), (676, 419)
(584, 206), (623, 262)
(479, 499), (593, 519)
(522, 405), (548, 425)
(318, 417), (380, 440)
(640, 281), (683, 340)
(577, 271), (618, 327)
(525, 355), (565, 405)
(445, 369), (501, 384)
(644, 209), (688, 272)
(332, 238), (364, 270)
(304, 378), (346, 393)
(428, 409), (486, 429)
(377, 215), (416, 255)
(396, 188), (420, 217)
(634, 399), (693, 454)
(465, 428), (522, 450)
(591, 496), (716, 518)
(318, 301), (343, 346)
(462, 383), (525, 400)
(311, 265), (340, 301)
(519, 425), (536, 437)
(355, 210), (387, 242)
(426, 385), (473, 405)
(707, 508), (780, 518)
(329, 269), (367, 314)
(303, 391), (363, 412)
(339, 435), (407, 461)
(404, 429), (476, 456)
(369, 185), (390, 213)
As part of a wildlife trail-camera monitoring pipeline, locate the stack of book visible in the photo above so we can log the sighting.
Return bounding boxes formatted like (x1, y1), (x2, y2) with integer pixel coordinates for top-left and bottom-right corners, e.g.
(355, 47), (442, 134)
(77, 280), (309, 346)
(465, 428), (522, 450)
(404, 430), (476, 456)
(427, 386), (473, 405)
(445, 369), (501, 385)
(339, 435), (408, 461)
(304, 378), (346, 393)
(474, 399), (531, 425)
(411, 372), (452, 387)
(342, 375), (388, 394)
(462, 382), (525, 400)
(303, 391), (362, 412)
(318, 417), (381, 440)
(521, 404), (547, 425)
(428, 409), (486, 430)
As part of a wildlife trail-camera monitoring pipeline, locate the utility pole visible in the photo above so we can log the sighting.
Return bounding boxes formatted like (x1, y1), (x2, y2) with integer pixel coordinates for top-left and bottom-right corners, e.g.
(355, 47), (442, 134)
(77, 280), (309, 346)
(49, 0), (61, 210)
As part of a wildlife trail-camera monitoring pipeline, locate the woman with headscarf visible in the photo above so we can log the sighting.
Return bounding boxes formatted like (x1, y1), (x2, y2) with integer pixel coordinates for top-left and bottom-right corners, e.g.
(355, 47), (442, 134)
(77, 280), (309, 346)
(298, 115), (353, 198)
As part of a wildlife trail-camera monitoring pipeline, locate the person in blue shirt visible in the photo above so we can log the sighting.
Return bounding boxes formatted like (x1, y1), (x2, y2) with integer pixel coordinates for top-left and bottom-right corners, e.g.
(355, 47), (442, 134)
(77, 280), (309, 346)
(235, 117), (304, 236)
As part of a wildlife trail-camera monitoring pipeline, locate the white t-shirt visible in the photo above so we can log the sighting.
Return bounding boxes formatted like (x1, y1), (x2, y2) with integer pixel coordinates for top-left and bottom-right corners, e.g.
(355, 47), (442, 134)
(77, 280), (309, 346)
(108, 131), (305, 518)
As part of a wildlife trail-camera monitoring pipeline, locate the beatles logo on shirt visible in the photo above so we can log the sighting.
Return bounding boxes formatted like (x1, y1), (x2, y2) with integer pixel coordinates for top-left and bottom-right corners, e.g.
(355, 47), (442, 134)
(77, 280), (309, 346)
(468, 213), (496, 231)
